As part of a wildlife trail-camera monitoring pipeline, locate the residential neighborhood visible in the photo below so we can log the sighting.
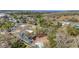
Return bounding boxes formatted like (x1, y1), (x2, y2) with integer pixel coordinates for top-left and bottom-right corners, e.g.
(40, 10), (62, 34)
(0, 10), (79, 48)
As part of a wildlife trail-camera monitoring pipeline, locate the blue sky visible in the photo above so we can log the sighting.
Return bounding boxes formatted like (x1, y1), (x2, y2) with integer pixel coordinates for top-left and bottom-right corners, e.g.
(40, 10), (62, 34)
(32, 10), (65, 12)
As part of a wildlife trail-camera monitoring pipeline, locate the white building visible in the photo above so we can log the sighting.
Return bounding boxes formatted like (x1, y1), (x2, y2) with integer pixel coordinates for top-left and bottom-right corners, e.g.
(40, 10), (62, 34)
(62, 21), (70, 26)
(0, 13), (6, 17)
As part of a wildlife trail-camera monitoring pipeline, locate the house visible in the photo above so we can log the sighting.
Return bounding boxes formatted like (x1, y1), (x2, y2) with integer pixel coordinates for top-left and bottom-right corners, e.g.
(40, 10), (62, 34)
(61, 20), (71, 27)
(62, 21), (70, 26)
(0, 13), (6, 17)
(73, 24), (79, 29)
(19, 32), (33, 45)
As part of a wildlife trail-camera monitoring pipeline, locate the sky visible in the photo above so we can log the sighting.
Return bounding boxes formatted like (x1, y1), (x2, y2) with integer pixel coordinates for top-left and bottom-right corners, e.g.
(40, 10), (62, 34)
(0, 0), (79, 10)
(31, 10), (65, 12)
(0, 0), (61, 2)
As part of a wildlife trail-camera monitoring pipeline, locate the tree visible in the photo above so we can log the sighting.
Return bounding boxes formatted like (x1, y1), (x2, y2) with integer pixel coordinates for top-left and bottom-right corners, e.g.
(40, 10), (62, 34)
(67, 26), (79, 36)
(11, 40), (27, 48)
(48, 30), (57, 48)
(0, 20), (15, 30)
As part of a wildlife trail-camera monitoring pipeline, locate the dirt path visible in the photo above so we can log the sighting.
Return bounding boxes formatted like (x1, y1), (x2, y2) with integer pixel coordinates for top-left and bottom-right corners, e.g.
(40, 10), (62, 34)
(32, 36), (50, 48)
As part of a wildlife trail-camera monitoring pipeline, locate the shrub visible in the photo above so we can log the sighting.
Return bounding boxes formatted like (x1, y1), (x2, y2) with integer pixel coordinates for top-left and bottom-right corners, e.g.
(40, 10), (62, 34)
(48, 31), (57, 48)
(67, 26), (79, 36)
(0, 21), (15, 30)
(11, 40), (27, 48)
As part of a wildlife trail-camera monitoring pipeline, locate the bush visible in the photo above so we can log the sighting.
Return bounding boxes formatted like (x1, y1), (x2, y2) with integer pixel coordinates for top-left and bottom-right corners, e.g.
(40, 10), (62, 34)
(0, 21), (15, 30)
(48, 31), (57, 48)
(11, 40), (27, 48)
(67, 26), (79, 36)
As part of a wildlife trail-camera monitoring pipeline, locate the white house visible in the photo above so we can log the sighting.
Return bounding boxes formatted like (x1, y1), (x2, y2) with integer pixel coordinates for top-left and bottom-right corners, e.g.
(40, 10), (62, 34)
(62, 21), (70, 26)
(61, 20), (71, 27)
(0, 13), (6, 17)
